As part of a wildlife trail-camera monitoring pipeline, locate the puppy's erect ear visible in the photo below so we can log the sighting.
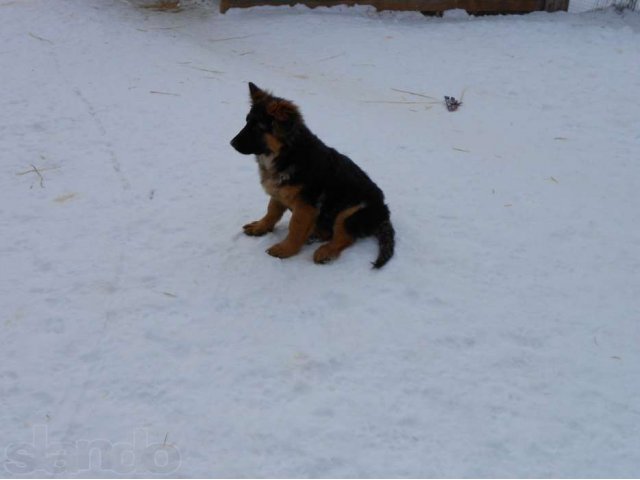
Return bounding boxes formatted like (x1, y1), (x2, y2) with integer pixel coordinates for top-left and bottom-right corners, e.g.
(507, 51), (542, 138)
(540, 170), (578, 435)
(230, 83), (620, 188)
(266, 99), (299, 122)
(248, 82), (267, 102)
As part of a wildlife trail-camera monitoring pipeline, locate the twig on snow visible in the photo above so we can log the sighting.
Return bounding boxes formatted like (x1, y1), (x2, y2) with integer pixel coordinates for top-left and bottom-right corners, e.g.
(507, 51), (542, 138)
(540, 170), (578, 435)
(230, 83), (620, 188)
(319, 53), (346, 62)
(28, 32), (53, 44)
(150, 90), (180, 96)
(361, 100), (439, 105)
(183, 65), (224, 74)
(16, 164), (53, 188)
(391, 88), (437, 100)
(209, 34), (256, 43)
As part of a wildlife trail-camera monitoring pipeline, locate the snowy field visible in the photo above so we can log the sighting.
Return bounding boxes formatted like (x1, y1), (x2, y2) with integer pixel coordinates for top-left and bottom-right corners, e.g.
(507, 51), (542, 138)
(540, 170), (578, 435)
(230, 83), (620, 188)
(1, 0), (640, 477)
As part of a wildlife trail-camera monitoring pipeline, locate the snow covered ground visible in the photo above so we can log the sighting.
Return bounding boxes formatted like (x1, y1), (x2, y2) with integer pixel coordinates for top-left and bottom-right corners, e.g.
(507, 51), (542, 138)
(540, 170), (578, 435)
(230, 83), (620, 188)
(1, 0), (640, 477)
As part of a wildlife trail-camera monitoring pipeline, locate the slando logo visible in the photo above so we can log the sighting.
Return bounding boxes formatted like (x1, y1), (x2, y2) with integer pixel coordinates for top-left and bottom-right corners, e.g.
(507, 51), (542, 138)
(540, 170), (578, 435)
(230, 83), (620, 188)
(4, 425), (181, 475)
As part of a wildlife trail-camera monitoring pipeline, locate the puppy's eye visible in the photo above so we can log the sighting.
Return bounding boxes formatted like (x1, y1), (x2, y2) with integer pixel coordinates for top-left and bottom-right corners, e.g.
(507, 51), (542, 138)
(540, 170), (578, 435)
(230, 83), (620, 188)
(257, 122), (268, 131)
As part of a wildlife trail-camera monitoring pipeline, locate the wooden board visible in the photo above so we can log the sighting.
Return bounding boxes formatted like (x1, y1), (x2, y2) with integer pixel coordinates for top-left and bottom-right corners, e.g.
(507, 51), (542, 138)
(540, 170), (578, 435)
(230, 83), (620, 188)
(220, 0), (569, 13)
(543, 0), (570, 10)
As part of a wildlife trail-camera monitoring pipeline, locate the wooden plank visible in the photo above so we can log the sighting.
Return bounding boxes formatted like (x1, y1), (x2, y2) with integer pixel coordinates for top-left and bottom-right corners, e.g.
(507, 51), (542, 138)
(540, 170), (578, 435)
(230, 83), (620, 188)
(544, 0), (569, 11)
(220, 0), (559, 13)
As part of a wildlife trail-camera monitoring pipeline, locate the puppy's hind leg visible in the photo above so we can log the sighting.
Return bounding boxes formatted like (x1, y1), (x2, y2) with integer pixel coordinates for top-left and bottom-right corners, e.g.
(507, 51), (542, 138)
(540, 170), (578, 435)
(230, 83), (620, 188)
(313, 204), (364, 264)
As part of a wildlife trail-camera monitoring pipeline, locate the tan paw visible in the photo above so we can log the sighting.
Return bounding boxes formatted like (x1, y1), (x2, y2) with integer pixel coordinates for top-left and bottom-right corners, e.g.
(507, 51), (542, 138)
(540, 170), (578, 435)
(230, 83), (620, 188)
(313, 244), (339, 264)
(243, 221), (272, 236)
(266, 242), (298, 258)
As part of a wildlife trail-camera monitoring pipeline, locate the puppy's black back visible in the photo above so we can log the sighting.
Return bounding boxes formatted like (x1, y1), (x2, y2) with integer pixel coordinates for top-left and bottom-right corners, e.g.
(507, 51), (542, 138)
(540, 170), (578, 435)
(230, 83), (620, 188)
(277, 126), (389, 236)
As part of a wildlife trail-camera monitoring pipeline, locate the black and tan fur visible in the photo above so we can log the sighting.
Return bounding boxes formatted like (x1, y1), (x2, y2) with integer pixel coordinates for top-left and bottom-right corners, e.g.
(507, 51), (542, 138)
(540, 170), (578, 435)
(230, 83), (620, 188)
(230, 83), (395, 268)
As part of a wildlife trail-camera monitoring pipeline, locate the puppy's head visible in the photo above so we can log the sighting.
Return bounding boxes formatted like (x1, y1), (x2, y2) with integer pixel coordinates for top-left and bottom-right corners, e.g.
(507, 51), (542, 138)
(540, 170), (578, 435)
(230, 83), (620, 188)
(230, 82), (302, 156)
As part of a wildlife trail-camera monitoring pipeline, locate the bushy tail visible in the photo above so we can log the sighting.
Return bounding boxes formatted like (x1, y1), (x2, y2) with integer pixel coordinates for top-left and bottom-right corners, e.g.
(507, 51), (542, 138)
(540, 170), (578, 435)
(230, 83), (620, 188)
(372, 219), (395, 269)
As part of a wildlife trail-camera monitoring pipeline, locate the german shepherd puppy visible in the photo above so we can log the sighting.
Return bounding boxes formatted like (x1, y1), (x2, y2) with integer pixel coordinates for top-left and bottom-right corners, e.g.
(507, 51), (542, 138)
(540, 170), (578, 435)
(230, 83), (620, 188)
(230, 83), (395, 268)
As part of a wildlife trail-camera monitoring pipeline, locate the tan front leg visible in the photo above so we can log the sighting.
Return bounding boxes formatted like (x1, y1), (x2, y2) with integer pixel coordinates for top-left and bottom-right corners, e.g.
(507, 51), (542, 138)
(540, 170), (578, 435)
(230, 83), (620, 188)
(267, 202), (317, 259)
(243, 197), (287, 236)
